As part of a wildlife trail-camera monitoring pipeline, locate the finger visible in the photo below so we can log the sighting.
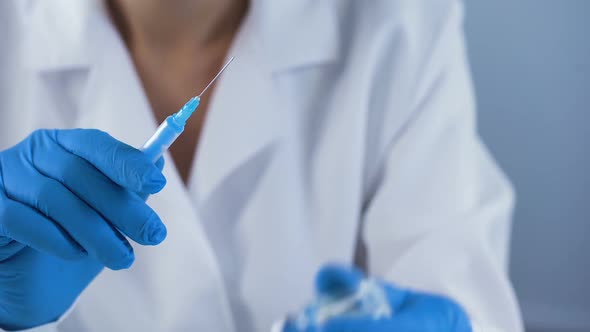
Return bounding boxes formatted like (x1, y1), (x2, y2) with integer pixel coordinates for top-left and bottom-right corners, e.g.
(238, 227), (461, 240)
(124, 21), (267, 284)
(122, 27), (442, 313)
(323, 314), (440, 332)
(282, 319), (322, 332)
(315, 264), (364, 298)
(0, 239), (26, 262)
(139, 156), (166, 201)
(154, 156), (165, 171)
(391, 291), (472, 332)
(3, 171), (135, 270)
(49, 129), (166, 193)
(281, 320), (299, 332)
(32, 143), (167, 245)
(321, 316), (389, 332)
(0, 195), (84, 260)
(380, 281), (409, 311)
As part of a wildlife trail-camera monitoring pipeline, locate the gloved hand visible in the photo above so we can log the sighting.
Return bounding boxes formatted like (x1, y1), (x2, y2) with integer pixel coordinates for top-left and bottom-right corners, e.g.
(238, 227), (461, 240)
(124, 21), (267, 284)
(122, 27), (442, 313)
(284, 264), (472, 332)
(0, 129), (167, 330)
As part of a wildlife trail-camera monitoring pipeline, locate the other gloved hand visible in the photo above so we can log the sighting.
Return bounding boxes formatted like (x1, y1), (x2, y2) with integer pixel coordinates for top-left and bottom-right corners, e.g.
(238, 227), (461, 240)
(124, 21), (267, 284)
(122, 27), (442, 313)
(0, 129), (167, 330)
(284, 264), (472, 332)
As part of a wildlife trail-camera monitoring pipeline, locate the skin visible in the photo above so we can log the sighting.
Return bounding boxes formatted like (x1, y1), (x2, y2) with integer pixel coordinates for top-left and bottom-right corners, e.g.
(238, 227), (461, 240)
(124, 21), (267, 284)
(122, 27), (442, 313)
(107, 0), (249, 183)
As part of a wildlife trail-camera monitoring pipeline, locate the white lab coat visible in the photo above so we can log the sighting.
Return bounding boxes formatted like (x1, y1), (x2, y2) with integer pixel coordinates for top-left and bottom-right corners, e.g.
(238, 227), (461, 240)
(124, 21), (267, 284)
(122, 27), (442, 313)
(0, 0), (523, 331)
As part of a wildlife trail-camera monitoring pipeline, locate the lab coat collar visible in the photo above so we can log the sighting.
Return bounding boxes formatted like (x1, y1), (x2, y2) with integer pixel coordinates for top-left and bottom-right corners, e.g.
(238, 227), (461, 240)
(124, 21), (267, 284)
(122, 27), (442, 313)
(249, 0), (341, 72)
(22, 0), (96, 71)
(190, 16), (280, 202)
(23, 0), (341, 74)
(190, 2), (341, 201)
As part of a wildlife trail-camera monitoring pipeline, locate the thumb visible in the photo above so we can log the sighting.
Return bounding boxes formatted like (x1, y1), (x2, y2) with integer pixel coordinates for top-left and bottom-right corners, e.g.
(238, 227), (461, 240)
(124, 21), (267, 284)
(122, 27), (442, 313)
(281, 319), (321, 332)
(315, 264), (364, 299)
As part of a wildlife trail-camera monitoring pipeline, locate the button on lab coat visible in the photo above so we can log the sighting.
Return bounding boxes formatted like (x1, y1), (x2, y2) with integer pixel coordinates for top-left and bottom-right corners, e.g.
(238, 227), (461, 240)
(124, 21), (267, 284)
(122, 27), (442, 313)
(0, 0), (523, 331)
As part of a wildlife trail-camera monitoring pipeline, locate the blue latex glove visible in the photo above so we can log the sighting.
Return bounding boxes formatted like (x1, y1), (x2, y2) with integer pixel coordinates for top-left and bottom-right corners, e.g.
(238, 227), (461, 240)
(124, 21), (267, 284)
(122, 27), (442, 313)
(284, 265), (472, 332)
(0, 129), (167, 330)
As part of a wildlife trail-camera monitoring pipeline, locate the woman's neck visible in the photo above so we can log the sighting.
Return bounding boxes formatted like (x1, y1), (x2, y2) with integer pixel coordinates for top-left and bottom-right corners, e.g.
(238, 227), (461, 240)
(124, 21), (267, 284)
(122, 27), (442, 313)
(108, 0), (248, 53)
(106, 0), (247, 105)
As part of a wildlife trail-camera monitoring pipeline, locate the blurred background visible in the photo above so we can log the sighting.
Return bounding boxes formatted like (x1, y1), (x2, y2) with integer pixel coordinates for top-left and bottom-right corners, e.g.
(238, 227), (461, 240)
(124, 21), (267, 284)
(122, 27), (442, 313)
(463, 2), (590, 332)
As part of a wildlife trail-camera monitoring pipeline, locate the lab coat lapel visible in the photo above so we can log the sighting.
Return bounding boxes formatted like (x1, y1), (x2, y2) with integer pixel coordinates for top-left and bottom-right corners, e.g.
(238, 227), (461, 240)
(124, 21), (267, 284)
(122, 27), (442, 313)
(26, 2), (235, 331)
(191, 19), (281, 203)
(192, 1), (341, 202)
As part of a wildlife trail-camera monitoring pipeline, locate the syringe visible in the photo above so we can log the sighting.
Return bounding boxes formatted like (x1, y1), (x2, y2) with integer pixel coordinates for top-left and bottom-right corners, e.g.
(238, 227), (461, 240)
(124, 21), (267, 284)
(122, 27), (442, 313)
(141, 57), (235, 162)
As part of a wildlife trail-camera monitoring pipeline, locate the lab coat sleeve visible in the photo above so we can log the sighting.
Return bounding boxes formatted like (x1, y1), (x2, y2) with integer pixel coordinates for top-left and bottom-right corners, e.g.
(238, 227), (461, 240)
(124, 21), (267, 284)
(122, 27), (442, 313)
(361, 1), (523, 331)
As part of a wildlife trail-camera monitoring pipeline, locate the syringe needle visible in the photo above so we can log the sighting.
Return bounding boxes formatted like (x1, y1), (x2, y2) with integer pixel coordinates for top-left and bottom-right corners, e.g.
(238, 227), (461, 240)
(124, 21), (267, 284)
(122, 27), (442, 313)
(197, 57), (235, 98)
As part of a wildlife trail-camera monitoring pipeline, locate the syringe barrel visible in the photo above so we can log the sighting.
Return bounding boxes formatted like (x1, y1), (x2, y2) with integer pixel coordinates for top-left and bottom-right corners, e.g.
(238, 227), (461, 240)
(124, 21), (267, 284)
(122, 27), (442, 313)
(141, 116), (184, 162)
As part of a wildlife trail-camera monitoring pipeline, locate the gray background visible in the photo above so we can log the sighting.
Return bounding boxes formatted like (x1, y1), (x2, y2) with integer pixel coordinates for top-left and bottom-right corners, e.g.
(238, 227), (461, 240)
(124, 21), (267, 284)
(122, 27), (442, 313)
(464, 1), (590, 331)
